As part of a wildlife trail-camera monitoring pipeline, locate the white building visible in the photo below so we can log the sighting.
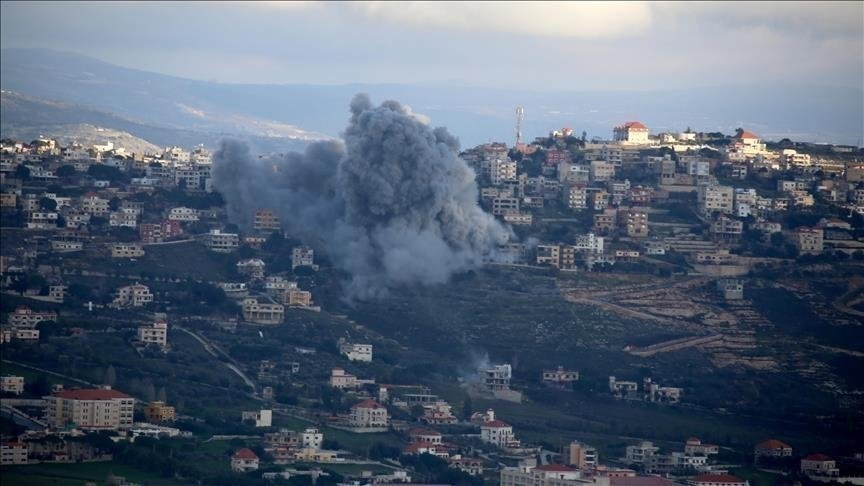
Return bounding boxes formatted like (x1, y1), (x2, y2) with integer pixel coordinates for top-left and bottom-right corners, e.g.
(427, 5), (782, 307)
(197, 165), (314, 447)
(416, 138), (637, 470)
(339, 340), (373, 362)
(205, 229), (239, 253)
(301, 428), (324, 450)
(698, 184), (734, 215)
(111, 243), (145, 258)
(614, 121), (650, 145)
(292, 246), (317, 270)
(231, 448), (260, 473)
(349, 399), (389, 429)
(491, 158), (518, 185)
(0, 442), (28, 465)
(241, 409), (273, 427)
(242, 298), (285, 325)
(626, 441), (660, 464)
(168, 207), (199, 222)
(112, 283), (154, 308)
(108, 209), (138, 228)
(484, 364), (512, 392)
(480, 418), (520, 448)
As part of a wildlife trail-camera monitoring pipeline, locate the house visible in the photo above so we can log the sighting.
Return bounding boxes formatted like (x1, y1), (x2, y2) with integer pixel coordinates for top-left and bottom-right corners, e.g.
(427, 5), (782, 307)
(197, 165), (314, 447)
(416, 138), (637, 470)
(329, 368), (374, 389)
(484, 364), (512, 392)
(339, 339), (373, 362)
(614, 121), (650, 145)
(286, 289), (318, 310)
(688, 474), (747, 486)
(717, 279), (744, 300)
(349, 399), (389, 429)
(140, 220), (183, 244)
(112, 283), (153, 308)
(111, 243), (145, 258)
(795, 227), (823, 254)
(480, 415), (520, 448)
(137, 320), (168, 347)
(143, 401), (176, 423)
(43, 387), (135, 430)
(404, 442), (450, 458)
(500, 463), (596, 486)
(292, 245), (317, 270)
(542, 366), (580, 388)
(204, 229), (239, 253)
(568, 441), (598, 469)
(408, 428), (443, 445)
(450, 455), (484, 476)
(698, 184), (734, 215)
(609, 376), (639, 398)
(621, 208), (649, 238)
(800, 454), (839, 478)
(711, 215), (743, 241)
(236, 258), (266, 279)
(241, 409), (273, 427)
(241, 298), (284, 325)
(108, 209), (138, 228)
(1, 375), (25, 395)
(684, 438), (719, 456)
(593, 209), (617, 235)
(1, 442), (28, 465)
(754, 439), (792, 460)
(421, 401), (458, 425)
(625, 441), (660, 464)
(231, 448), (260, 473)
(301, 428), (324, 450)
(9, 306), (58, 327)
(167, 206), (199, 222)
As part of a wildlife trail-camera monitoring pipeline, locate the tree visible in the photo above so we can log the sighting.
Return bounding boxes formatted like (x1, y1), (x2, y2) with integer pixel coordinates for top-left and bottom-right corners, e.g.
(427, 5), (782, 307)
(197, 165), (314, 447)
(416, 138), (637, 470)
(109, 197), (122, 211)
(39, 197), (57, 211)
(14, 164), (30, 180)
(461, 396), (473, 421)
(57, 165), (77, 178)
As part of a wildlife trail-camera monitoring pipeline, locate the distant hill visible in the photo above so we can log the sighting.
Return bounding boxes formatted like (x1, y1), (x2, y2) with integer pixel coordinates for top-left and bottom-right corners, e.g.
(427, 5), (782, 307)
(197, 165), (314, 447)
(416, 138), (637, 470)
(2, 48), (861, 147)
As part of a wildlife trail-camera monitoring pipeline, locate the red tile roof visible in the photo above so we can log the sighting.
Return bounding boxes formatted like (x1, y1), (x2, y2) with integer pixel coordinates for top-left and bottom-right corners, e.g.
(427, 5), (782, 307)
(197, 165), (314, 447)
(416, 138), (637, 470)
(536, 464), (577, 472)
(622, 121), (648, 130)
(755, 439), (792, 450)
(480, 419), (511, 428)
(803, 453), (833, 461)
(734, 130), (759, 139)
(53, 388), (132, 400)
(352, 399), (383, 409)
(692, 474), (744, 484)
(233, 448), (258, 460)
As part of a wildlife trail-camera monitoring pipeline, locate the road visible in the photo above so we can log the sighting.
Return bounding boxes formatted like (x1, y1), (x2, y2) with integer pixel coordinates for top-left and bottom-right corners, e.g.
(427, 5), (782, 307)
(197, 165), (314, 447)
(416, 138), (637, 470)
(174, 325), (257, 392)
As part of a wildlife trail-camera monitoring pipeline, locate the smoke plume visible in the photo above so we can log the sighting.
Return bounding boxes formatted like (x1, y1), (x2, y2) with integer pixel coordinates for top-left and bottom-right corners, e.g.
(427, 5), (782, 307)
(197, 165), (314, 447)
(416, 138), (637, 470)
(212, 94), (511, 300)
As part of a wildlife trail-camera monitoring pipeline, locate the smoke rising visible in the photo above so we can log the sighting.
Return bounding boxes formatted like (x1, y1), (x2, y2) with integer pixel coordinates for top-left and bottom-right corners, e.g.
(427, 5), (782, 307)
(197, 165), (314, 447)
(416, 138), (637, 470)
(212, 94), (511, 300)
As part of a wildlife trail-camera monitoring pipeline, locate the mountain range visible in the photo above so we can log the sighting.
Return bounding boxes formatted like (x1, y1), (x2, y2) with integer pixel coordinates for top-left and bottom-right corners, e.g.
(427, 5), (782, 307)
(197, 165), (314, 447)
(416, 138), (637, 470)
(1, 48), (861, 151)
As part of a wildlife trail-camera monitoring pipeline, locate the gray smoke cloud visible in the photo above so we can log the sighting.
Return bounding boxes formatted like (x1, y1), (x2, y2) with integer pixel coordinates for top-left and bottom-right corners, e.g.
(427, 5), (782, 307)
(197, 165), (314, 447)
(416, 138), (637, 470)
(212, 94), (512, 300)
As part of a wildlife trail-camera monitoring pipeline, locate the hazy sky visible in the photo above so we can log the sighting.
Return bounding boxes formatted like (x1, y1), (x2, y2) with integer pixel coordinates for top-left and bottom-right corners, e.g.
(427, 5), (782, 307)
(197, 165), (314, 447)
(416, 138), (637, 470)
(1, 1), (862, 91)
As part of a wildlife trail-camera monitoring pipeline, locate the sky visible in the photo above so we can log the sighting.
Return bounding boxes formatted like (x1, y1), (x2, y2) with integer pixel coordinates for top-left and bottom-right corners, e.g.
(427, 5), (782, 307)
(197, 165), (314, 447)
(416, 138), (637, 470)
(1, 1), (862, 91)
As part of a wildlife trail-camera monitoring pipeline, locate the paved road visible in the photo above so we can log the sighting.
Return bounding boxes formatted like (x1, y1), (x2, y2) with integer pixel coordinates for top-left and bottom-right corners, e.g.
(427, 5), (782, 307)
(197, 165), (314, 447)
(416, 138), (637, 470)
(175, 326), (257, 392)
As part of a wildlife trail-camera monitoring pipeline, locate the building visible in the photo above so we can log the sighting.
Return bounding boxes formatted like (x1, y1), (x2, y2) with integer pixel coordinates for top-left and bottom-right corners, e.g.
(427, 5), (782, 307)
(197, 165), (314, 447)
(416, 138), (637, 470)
(140, 220), (183, 244)
(1, 375), (25, 395)
(717, 279), (744, 300)
(286, 289), (317, 310)
(566, 185), (588, 210)
(491, 158), (518, 185)
(167, 206), (199, 222)
(684, 438), (719, 456)
(593, 209), (617, 235)
(725, 129), (766, 161)
(253, 209), (281, 232)
(231, 448), (260, 473)
(111, 243), (145, 258)
(421, 401), (458, 424)
(480, 419), (520, 448)
(8, 306), (57, 327)
(698, 184), (734, 215)
(484, 364), (512, 392)
(137, 320), (168, 347)
(236, 258), (266, 279)
(753, 439), (793, 460)
(339, 340), (373, 362)
(112, 283), (154, 308)
(330, 368), (359, 389)
(568, 441), (598, 469)
(609, 376), (639, 398)
(143, 401), (176, 423)
(205, 229), (240, 253)
(626, 441), (660, 464)
(242, 409), (273, 427)
(621, 208), (649, 238)
(301, 428), (324, 450)
(537, 245), (561, 267)
(710, 215), (743, 241)
(44, 387), (135, 431)
(795, 227), (823, 254)
(688, 474), (746, 486)
(242, 298), (285, 325)
(781, 149), (811, 167)
(614, 121), (650, 145)
(1, 442), (28, 465)
(542, 366), (580, 388)
(800, 454), (839, 478)
(500, 464), (603, 486)
(349, 399), (389, 428)
(292, 245), (317, 270)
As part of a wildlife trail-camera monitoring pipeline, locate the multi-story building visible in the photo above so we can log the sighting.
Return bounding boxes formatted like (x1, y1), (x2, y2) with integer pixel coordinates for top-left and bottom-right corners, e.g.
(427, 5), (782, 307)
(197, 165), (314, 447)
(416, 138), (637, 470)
(781, 149), (811, 167)
(205, 229), (239, 253)
(253, 209), (281, 232)
(43, 387), (135, 431)
(593, 209), (617, 235)
(111, 243), (145, 258)
(330, 368), (371, 389)
(621, 208), (649, 238)
(568, 441), (598, 469)
(754, 439), (793, 460)
(137, 320), (168, 347)
(112, 283), (153, 308)
(500, 464), (603, 486)
(349, 399), (389, 429)
(537, 245), (561, 267)
(286, 289), (315, 309)
(565, 185), (588, 210)
(143, 401), (176, 423)
(108, 209), (139, 228)
(236, 258), (266, 279)
(492, 197), (520, 216)
(800, 454), (839, 478)
(795, 227), (823, 254)
(626, 441), (660, 465)
(421, 401), (458, 425)
(542, 366), (580, 388)
(710, 215), (743, 241)
(698, 184), (734, 215)
(573, 233), (604, 254)
(140, 220), (183, 244)
(614, 121), (649, 145)
(1, 442), (28, 465)
(339, 340), (373, 362)
(688, 474), (746, 486)
(168, 206), (199, 222)
(292, 245), (317, 270)
(26, 212), (58, 229)
(590, 160), (616, 183)
(80, 193), (109, 215)
(1, 375), (25, 395)
(241, 298), (284, 325)
(480, 418), (520, 448)
(491, 158), (518, 185)
(241, 409), (273, 427)
(484, 364), (512, 392)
